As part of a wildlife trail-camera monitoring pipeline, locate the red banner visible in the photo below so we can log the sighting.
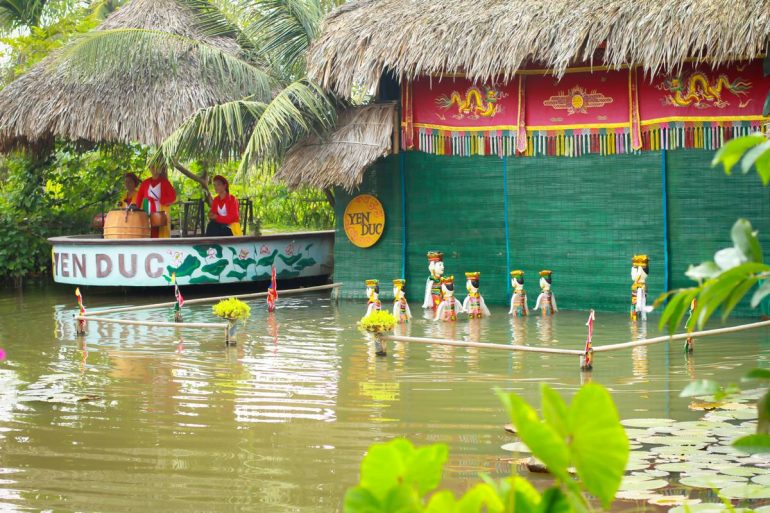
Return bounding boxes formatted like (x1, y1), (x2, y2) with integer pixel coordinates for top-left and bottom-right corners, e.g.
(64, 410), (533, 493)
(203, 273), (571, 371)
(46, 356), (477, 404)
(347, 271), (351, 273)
(402, 76), (522, 156)
(638, 60), (769, 124)
(402, 59), (770, 157)
(525, 70), (630, 130)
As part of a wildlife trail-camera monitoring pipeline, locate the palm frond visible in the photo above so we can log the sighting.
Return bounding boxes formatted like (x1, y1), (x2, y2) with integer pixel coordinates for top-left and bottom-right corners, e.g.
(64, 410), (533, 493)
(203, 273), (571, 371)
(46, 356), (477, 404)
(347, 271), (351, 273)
(53, 28), (274, 102)
(239, 79), (336, 174)
(156, 99), (267, 164)
(178, 0), (256, 50)
(244, 0), (321, 73)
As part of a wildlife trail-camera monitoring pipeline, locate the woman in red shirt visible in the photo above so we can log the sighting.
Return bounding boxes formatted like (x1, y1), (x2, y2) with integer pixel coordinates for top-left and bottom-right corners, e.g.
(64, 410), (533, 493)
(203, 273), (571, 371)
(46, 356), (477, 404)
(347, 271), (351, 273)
(134, 164), (177, 238)
(206, 175), (242, 236)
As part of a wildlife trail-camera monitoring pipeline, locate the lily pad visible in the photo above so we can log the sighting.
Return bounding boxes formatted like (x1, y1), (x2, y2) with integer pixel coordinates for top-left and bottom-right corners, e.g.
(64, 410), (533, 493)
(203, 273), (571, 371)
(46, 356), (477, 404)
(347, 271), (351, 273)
(668, 504), (750, 513)
(656, 462), (703, 473)
(751, 473), (770, 485)
(715, 466), (763, 477)
(501, 442), (531, 453)
(625, 462), (651, 472)
(718, 483), (770, 499)
(647, 495), (700, 507)
(631, 469), (669, 478)
(619, 477), (668, 491)
(679, 474), (746, 488)
(622, 418), (676, 428)
(615, 490), (659, 501)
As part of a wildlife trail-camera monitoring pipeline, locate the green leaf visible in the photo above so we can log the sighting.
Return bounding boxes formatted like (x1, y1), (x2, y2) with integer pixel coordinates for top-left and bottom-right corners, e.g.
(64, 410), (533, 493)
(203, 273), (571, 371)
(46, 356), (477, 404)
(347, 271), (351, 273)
(256, 249), (278, 267)
(740, 139), (770, 172)
(201, 258), (229, 276)
(732, 434), (770, 453)
(540, 384), (569, 438)
(233, 257), (256, 270)
(382, 485), (422, 513)
(506, 476), (542, 513)
(193, 244), (223, 258)
(277, 253), (303, 266)
(455, 484), (504, 513)
(166, 254), (201, 277)
(226, 269), (247, 280)
(659, 287), (698, 334)
(679, 379), (720, 397)
(567, 384), (629, 509)
(536, 487), (571, 513)
(730, 219), (762, 263)
(721, 276), (760, 321)
(497, 391), (570, 480)
(359, 440), (409, 502)
(743, 368), (770, 381)
(751, 280), (770, 307)
(343, 486), (381, 513)
(425, 491), (457, 513)
(405, 443), (448, 496)
(711, 134), (766, 174)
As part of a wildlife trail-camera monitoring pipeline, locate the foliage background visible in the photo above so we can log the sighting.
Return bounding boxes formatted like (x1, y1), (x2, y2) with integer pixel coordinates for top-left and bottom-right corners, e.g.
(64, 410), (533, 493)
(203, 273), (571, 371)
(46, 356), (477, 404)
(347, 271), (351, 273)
(0, 0), (334, 287)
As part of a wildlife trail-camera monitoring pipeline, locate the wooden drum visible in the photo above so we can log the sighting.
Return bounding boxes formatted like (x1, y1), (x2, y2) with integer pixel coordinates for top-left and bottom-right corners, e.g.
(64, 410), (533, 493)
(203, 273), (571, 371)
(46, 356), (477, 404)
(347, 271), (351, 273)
(149, 211), (168, 228)
(103, 210), (150, 239)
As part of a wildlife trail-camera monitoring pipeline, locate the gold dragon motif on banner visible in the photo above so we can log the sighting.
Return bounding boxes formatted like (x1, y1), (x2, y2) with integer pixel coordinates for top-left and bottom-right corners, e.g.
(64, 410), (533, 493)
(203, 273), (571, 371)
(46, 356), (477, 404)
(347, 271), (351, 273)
(659, 72), (752, 109)
(435, 86), (503, 119)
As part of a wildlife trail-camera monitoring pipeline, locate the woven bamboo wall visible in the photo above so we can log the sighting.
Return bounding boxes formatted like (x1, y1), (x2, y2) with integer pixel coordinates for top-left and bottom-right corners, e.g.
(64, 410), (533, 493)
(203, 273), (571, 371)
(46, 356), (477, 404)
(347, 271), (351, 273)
(333, 149), (770, 315)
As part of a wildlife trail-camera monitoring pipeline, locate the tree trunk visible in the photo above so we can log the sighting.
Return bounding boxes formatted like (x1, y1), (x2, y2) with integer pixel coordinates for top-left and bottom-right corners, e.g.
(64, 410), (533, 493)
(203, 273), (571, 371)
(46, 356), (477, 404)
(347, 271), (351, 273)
(173, 161), (212, 206)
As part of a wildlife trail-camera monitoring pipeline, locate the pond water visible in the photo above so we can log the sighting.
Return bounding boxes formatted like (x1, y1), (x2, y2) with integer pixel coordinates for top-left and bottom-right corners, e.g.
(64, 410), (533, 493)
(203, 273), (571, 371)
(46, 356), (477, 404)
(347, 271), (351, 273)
(0, 286), (769, 512)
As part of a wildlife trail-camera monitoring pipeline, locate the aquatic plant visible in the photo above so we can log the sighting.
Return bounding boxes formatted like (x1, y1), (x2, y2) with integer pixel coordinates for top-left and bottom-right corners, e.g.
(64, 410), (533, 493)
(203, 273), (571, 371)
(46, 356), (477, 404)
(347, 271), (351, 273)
(212, 298), (251, 322)
(345, 383), (629, 513)
(357, 310), (397, 333)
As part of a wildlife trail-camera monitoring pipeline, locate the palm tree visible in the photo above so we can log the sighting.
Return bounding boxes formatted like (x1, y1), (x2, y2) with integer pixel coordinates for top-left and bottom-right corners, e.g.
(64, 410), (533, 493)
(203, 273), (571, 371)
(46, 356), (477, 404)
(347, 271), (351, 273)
(52, 0), (341, 195)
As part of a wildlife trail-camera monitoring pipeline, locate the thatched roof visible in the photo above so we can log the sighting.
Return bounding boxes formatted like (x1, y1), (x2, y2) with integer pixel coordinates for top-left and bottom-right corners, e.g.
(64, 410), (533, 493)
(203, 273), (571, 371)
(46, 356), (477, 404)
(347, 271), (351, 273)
(309, 0), (770, 98)
(0, 0), (251, 152)
(275, 103), (395, 191)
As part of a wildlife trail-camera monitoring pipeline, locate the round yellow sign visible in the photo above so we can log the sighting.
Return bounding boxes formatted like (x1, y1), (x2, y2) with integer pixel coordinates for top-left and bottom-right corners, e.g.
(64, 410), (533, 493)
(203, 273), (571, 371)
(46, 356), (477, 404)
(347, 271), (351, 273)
(343, 194), (385, 248)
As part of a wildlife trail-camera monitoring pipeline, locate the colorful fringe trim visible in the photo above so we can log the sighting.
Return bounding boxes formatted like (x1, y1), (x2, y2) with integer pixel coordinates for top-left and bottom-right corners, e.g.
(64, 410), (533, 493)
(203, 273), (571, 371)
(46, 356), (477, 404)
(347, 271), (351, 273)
(640, 121), (762, 151)
(402, 121), (765, 157)
(404, 128), (519, 157)
(525, 128), (633, 157)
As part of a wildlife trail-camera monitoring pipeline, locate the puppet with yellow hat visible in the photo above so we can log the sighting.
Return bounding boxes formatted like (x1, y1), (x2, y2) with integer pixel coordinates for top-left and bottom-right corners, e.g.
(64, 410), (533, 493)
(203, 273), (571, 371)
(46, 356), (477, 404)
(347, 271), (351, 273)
(533, 270), (558, 316)
(508, 270), (528, 317)
(462, 272), (491, 318)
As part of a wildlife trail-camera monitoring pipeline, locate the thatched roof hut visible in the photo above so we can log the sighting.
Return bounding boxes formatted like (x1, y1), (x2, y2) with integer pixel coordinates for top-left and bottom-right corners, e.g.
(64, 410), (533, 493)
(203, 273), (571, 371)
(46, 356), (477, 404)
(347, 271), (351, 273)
(309, 0), (770, 99)
(275, 102), (396, 191)
(0, 0), (252, 153)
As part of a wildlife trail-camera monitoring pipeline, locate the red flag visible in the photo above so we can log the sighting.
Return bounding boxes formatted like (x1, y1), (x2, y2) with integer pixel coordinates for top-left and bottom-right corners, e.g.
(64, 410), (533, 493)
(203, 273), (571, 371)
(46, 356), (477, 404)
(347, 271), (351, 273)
(267, 265), (277, 312)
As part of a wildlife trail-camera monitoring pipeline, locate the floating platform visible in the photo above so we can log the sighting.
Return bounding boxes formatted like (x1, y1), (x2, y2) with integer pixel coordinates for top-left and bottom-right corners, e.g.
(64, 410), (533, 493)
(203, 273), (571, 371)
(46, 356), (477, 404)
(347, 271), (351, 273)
(48, 231), (334, 287)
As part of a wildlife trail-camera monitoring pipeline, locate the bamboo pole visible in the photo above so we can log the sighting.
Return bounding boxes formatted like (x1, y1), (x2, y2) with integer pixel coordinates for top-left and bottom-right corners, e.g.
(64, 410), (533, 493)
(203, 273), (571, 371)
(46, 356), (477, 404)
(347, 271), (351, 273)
(384, 319), (770, 355)
(592, 318), (770, 352)
(86, 283), (343, 317)
(76, 316), (228, 329)
(384, 335), (584, 355)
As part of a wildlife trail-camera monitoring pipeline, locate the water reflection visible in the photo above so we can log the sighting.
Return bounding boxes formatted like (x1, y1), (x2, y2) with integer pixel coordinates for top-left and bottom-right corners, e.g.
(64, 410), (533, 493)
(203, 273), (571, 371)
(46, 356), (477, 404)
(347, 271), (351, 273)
(3, 292), (770, 513)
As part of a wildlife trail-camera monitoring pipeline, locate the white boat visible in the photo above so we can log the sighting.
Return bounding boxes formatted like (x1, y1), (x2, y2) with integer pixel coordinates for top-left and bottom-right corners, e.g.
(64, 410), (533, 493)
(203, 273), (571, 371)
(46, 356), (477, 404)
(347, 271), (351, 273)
(48, 231), (334, 287)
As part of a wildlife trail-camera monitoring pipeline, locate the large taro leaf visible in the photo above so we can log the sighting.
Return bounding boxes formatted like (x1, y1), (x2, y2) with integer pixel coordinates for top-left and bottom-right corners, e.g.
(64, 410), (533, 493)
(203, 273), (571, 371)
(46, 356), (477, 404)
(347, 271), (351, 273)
(166, 255), (200, 278)
(359, 439), (447, 503)
(568, 383), (629, 509)
(498, 391), (570, 481)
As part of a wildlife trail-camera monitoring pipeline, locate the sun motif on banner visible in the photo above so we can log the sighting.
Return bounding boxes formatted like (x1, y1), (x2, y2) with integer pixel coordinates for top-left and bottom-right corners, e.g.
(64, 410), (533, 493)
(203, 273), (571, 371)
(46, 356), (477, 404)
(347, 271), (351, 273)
(435, 85), (507, 120)
(658, 72), (752, 109)
(543, 85), (614, 115)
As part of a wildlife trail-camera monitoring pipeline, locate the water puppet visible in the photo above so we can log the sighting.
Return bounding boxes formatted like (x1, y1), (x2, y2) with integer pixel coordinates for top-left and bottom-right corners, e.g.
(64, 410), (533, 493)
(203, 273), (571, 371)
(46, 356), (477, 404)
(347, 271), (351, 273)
(462, 272), (491, 318)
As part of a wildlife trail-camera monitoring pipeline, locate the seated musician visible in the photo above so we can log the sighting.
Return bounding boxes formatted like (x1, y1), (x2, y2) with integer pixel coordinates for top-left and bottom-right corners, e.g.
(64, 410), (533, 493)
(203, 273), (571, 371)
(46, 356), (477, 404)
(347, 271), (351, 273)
(133, 164), (177, 238)
(120, 173), (141, 209)
(205, 175), (242, 237)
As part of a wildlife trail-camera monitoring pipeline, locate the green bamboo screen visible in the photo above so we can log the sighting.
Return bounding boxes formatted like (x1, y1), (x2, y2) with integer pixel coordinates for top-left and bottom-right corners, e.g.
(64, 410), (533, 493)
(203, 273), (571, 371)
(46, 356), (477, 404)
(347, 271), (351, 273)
(333, 149), (770, 315)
